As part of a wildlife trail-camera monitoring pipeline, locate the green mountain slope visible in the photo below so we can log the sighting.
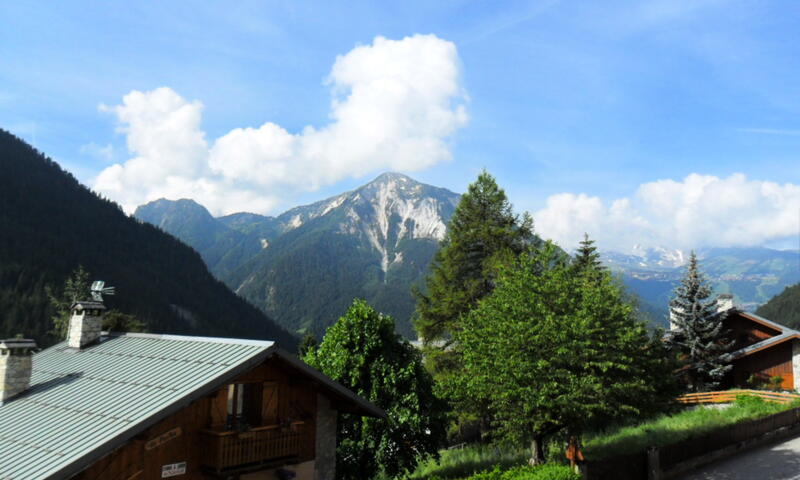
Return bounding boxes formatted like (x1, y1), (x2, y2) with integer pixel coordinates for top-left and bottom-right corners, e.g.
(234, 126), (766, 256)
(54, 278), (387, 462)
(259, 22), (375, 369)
(756, 283), (800, 329)
(0, 129), (296, 348)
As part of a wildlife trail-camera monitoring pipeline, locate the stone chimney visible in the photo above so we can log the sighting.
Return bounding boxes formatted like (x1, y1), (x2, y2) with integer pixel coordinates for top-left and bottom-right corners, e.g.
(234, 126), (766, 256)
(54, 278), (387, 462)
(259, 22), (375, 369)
(717, 294), (735, 313)
(0, 338), (36, 405)
(67, 300), (106, 349)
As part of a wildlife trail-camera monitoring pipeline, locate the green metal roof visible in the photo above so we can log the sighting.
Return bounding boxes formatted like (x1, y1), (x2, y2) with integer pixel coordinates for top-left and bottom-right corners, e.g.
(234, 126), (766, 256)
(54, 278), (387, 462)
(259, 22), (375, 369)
(0, 333), (274, 480)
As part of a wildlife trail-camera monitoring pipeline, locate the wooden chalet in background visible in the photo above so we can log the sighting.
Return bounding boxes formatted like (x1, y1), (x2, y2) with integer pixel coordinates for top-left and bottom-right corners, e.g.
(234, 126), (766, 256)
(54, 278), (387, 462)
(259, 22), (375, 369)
(0, 299), (384, 480)
(671, 294), (800, 391)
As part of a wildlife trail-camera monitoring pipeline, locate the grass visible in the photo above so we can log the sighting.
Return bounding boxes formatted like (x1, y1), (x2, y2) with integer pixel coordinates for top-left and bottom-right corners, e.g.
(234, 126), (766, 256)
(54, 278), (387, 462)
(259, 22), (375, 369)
(583, 394), (800, 460)
(404, 444), (529, 479)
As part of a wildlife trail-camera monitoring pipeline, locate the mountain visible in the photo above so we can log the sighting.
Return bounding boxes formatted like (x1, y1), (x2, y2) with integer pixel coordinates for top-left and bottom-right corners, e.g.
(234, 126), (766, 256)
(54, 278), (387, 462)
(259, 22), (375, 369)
(0, 129), (296, 348)
(137, 173), (460, 338)
(134, 199), (283, 279)
(228, 172), (460, 338)
(604, 246), (800, 327)
(756, 283), (800, 329)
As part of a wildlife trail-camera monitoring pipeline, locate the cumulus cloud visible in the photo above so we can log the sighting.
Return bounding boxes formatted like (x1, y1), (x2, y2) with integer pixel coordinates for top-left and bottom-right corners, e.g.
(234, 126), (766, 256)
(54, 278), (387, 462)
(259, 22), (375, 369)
(534, 173), (800, 252)
(93, 34), (468, 215)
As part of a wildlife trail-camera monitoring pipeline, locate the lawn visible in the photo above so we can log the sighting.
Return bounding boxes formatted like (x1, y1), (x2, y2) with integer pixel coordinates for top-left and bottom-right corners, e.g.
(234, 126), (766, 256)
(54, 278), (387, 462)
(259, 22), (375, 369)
(583, 394), (800, 460)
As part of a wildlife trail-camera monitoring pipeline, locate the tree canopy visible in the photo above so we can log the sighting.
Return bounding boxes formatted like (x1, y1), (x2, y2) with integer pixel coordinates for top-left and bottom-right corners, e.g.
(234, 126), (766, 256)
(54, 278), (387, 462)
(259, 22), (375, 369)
(414, 170), (535, 345)
(667, 251), (732, 392)
(304, 299), (447, 479)
(451, 243), (677, 464)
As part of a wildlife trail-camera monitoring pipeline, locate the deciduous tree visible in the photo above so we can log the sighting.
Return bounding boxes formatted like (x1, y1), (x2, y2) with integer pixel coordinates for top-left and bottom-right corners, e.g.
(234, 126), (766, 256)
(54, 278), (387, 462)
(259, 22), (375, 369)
(304, 299), (447, 479)
(453, 243), (677, 464)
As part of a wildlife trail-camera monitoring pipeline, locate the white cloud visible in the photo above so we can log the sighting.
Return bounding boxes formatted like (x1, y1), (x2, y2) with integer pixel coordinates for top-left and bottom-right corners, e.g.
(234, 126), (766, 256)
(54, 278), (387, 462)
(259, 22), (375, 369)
(93, 34), (468, 215)
(535, 173), (800, 252)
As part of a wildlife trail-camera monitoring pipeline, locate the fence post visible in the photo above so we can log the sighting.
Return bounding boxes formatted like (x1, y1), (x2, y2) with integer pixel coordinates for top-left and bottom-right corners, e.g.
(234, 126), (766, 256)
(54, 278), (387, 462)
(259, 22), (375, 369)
(647, 446), (661, 480)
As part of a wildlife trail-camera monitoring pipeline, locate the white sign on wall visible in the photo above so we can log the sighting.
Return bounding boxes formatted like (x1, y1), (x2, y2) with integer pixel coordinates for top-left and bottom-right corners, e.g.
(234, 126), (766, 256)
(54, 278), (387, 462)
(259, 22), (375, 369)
(161, 462), (187, 478)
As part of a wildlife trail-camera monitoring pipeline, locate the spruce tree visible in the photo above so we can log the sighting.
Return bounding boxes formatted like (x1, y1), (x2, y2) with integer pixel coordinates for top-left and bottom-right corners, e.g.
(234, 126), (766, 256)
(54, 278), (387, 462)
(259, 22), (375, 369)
(667, 251), (732, 392)
(573, 233), (603, 273)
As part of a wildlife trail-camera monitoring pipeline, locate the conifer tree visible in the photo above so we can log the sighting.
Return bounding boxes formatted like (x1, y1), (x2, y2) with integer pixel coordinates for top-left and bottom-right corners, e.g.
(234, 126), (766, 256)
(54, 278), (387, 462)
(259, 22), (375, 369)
(46, 265), (91, 339)
(414, 170), (534, 349)
(572, 233), (603, 274)
(667, 251), (732, 392)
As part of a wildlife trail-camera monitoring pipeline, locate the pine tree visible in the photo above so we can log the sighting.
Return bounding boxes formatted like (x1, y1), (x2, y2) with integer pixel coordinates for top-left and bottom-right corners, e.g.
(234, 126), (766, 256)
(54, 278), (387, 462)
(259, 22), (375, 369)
(414, 170), (534, 347)
(573, 233), (603, 273)
(667, 251), (732, 392)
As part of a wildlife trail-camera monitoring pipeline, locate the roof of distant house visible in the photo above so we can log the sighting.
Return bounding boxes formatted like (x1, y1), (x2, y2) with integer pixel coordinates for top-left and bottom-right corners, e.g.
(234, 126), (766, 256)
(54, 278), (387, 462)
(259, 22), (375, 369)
(0, 332), (383, 480)
(727, 311), (800, 360)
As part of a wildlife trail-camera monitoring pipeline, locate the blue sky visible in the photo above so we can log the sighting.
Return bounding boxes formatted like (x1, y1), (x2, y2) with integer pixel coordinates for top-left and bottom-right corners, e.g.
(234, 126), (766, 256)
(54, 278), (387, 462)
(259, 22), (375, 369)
(2, 0), (799, 252)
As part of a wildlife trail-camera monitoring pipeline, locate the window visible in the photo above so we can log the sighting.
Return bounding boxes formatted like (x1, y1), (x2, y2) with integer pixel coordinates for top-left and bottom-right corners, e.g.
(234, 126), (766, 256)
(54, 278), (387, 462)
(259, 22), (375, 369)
(226, 383), (261, 430)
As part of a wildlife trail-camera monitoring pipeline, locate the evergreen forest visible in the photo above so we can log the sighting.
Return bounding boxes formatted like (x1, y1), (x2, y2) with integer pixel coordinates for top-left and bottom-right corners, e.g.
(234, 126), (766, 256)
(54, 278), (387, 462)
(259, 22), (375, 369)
(0, 129), (296, 348)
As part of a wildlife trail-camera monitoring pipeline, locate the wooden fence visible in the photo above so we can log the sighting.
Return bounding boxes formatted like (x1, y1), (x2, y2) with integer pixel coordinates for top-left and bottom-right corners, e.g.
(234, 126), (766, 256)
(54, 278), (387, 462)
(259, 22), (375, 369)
(677, 389), (800, 405)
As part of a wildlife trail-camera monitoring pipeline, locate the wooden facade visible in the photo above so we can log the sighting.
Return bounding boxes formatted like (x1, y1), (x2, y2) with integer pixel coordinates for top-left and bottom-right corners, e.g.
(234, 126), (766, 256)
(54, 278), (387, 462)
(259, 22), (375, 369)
(722, 311), (799, 391)
(73, 357), (326, 480)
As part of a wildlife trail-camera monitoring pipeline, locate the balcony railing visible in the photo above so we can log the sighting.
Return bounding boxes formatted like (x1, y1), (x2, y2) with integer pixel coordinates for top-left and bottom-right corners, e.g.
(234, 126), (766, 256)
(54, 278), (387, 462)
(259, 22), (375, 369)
(201, 421), (307, 473)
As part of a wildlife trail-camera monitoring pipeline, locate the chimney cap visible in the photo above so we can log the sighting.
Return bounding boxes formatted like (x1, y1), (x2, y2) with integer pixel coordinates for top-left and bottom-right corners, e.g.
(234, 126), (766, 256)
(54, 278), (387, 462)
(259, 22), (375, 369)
(718, 293), (734, 299)
(0, 339), (36, 349)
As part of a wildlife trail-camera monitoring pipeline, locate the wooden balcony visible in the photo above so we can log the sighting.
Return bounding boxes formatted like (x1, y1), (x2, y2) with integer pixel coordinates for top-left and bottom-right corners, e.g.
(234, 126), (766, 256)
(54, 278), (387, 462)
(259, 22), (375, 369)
(201, 421), (308, 473)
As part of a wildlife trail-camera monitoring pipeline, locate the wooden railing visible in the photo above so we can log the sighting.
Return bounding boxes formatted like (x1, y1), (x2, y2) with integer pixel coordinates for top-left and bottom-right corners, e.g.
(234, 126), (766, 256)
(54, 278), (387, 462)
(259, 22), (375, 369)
(201, 421), (306, 473)
(678, 389), (800, 405)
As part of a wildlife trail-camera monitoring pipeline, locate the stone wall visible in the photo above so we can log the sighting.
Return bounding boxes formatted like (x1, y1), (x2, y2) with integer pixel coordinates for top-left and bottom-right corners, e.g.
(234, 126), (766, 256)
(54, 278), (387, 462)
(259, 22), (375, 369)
(0, 352), (32, 404)
(67, 313), (102, 349)
(314, 394), (338, 480)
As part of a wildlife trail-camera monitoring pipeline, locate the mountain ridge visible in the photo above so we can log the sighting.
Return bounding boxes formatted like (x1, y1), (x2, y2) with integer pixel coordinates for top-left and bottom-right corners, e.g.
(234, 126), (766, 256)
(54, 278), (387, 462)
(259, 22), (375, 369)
(135, 175), (800, 337)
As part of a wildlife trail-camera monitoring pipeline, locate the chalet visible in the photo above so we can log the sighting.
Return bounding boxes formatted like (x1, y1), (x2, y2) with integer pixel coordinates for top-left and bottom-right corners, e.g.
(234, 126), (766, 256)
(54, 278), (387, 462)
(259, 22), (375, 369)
(0, 299), (384, 480)
(671, 294), (800, 391)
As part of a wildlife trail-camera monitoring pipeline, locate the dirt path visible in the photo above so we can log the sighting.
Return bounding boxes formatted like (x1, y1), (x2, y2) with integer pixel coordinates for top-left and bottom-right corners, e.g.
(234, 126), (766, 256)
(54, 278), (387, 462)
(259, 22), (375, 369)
(679, 435), (800, 480)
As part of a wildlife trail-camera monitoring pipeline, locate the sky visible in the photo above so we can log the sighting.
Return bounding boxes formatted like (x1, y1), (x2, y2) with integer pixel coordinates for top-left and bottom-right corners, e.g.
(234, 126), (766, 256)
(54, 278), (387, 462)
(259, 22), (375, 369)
(2, 0), (800, 253)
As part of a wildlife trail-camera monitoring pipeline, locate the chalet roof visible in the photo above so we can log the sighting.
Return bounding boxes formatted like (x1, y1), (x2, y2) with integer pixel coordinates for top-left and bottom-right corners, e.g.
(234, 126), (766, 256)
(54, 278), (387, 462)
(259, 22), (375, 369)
(728, 310), (800, 360)
(0, 332), (383, 480)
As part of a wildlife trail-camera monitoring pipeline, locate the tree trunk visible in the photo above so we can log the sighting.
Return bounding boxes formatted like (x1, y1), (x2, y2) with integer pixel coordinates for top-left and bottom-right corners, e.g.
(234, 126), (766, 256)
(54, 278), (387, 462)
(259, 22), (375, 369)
(529, 435), (545, 466)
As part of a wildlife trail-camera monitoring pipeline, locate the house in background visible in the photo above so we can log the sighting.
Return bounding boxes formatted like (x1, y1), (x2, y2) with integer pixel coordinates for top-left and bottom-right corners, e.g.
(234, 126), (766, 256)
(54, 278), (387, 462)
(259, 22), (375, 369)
(0, 299), (384, 480)
(671, 294), (800, 391)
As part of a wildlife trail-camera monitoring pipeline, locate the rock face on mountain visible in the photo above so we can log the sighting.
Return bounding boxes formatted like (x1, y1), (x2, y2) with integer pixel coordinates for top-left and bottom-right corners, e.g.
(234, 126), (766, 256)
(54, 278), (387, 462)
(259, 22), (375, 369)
(0, 129), (296, 348)
(228, 173), (460, 338)
(136, 173), (460, 338)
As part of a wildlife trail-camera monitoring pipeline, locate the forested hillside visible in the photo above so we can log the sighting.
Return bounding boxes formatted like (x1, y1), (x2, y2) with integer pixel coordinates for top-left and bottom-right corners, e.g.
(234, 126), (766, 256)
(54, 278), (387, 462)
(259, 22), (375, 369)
(756, 283), (800, 329)
(0, 129), (296, 348)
